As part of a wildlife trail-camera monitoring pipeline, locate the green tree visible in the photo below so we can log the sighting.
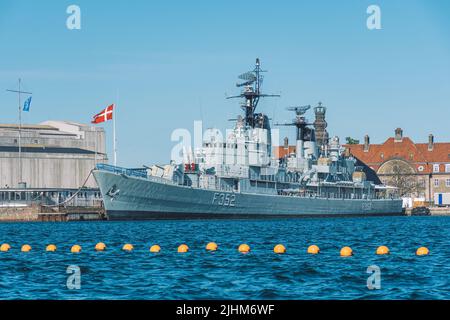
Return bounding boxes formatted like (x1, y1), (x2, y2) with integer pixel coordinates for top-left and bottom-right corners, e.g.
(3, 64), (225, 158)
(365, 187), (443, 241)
(345, 137), (360, 145)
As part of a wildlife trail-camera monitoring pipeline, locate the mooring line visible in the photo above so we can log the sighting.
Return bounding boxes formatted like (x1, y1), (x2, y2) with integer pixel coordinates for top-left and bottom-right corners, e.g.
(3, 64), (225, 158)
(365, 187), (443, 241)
(41, 170), (94, 208)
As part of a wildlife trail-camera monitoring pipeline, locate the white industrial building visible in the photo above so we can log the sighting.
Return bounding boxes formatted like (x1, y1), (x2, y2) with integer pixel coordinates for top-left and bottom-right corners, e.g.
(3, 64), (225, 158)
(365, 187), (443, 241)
(0, 121), (107, 189)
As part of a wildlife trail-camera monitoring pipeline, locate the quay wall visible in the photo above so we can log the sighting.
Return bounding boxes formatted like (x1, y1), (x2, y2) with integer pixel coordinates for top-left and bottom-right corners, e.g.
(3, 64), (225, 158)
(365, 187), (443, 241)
(0, 206), (40, 221)
(0, 205), (104, 222)
(429, 207), (450, 216)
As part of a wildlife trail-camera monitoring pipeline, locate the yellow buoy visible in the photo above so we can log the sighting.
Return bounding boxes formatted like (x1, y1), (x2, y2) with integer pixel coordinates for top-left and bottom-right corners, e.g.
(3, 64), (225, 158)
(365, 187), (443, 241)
(273, 244), (286, 254)
(376, 246), (390, 255)
(340, 246), (353, 257)
(71, 245), (82, 253)
(150, 245), (161, 253)
(46, 244), (57, 252)
(206, 242), (218, 251)
(0, 243), (11, 252)
(307, 245), (320, 254)
(21, 244), (32, 252)
(122, 244), (134, 251)
(238, 244), (250, 253)
(416, 247), (429, 256)
(178, 244), (189, 253)
(95, 242), (106, 251)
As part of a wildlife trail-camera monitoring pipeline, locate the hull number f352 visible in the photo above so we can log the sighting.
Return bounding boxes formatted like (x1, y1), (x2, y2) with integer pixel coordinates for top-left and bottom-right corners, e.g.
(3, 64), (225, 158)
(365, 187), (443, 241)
(212, 193), (236, 207)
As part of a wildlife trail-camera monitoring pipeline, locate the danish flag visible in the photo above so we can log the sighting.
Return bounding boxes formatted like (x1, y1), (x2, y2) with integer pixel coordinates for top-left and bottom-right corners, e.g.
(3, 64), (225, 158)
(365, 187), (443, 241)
(92, 104), (114, 124)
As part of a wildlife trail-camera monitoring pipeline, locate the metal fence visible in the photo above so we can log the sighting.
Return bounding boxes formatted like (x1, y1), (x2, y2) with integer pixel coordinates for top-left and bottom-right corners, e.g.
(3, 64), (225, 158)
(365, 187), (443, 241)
(0, 188), (103, 208)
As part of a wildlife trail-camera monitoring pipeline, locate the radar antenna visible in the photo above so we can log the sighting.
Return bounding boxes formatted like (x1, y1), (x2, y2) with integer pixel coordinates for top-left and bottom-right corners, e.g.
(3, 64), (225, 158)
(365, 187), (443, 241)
(227, 58), (280, 128)
(287, 105), (311, 116)
(276, 105), (312, 141)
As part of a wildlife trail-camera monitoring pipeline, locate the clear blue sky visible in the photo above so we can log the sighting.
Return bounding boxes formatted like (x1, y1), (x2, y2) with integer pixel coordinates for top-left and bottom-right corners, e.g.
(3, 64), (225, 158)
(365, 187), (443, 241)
(0, 0), (449, 166)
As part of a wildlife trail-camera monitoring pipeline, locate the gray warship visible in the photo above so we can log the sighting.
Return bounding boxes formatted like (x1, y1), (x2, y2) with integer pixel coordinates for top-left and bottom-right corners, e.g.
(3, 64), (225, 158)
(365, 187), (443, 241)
(93, 59), (403, 220)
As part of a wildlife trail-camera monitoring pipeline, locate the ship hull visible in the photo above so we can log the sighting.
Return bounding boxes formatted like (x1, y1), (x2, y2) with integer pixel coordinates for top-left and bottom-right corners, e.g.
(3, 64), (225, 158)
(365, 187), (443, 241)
(93, 170), (404, 220)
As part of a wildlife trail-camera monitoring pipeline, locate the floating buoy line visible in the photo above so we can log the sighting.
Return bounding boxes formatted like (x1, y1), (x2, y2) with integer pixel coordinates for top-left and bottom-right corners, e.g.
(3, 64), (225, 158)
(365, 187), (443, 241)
(0, 243), (430, 256)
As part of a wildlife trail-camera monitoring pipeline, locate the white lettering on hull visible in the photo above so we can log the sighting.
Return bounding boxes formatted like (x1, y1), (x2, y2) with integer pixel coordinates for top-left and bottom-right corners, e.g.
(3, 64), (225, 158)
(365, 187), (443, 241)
(212, 193), (236, 207)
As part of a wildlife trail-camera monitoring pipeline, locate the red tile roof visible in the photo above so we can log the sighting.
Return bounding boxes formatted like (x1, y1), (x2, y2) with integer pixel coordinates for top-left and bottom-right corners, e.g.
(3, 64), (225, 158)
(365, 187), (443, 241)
(345, 137), (450, 174)
(273, 136), (450, 174)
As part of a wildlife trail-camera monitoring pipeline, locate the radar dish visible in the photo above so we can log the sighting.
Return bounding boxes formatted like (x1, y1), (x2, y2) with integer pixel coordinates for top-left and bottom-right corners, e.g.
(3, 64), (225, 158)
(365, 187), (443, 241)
(236, 71), (256, 87)
(287, 105), (311, 116)
(238, 72), (256, 81)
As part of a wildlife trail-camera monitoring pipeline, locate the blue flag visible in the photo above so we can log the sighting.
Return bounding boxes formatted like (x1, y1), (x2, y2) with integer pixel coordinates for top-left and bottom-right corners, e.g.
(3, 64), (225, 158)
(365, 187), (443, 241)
(23, 96), (32, 112)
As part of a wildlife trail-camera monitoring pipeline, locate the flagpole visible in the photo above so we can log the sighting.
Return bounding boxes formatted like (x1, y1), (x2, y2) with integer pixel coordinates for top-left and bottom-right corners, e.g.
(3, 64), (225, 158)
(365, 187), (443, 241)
(6, 79), (32, 186)
(94, 128), (98, 166)
(18, 78), (22, 183)
(113, 93), (118, 166)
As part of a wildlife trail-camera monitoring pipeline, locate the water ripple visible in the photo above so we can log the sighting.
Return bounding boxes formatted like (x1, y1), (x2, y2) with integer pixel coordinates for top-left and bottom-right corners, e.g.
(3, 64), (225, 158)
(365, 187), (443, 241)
(0, 216), (449, 299)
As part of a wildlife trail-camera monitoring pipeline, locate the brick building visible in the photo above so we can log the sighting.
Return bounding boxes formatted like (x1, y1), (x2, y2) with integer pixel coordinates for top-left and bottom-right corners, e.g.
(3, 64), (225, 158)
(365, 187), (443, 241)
(345, 128), (450, 203)
(273, 128), (450, 204)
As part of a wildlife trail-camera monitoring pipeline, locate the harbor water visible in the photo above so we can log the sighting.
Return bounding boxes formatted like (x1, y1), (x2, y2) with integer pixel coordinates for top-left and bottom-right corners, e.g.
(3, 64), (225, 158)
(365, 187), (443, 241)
(0, 216), (449, 300)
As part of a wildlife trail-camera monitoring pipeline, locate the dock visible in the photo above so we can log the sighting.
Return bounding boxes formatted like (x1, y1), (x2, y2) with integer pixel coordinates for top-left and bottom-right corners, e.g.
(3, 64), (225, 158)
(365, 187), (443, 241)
(0, 205), (105, 222)
(404, 207), (450, 216)
(38, 207), (106, 222)
(0, 187), (105, 222)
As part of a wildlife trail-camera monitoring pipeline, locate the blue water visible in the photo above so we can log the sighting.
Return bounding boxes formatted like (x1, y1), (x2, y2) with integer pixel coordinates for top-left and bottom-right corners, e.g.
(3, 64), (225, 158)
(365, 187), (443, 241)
(0, 216), (449, 300)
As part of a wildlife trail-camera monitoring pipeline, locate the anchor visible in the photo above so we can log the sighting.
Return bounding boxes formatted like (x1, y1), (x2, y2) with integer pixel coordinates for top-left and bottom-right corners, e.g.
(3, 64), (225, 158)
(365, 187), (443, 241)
(106, 184), (120, 201)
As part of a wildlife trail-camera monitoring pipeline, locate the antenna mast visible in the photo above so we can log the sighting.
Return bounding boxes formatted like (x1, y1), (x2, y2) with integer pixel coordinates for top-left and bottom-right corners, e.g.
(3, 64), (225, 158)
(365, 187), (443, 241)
(227, 58), (279, 128)
(276, 105), (312, 141)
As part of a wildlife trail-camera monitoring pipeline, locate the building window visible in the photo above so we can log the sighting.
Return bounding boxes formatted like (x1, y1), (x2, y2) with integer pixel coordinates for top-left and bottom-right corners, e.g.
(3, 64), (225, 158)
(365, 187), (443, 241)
(433, 164), (440, 173)
(380, 153), (384, 160)
(446, 164), (450, 173)
(447, 179), (450, 188)
(13, 139), (17, 144)
(418, 165), (424, 172)
(418, 179), (425, 188)
(434, 179), (440, 187)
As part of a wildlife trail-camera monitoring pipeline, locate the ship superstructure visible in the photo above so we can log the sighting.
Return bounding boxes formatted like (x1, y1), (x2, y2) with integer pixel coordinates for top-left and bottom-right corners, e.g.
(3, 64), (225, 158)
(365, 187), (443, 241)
(93, 59), (402, 219)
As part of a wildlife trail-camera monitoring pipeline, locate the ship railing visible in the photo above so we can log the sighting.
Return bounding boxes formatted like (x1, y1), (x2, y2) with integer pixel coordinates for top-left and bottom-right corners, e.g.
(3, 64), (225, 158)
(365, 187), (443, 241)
(147, 175), (177, 185)
(277, 189), (395, 201)
(96, 163), (147, 179)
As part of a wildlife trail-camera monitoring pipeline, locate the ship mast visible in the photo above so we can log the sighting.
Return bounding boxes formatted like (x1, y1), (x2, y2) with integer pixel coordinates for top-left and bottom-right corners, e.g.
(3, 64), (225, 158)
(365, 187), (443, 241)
(227, 58), (279, 128)
(277, 105), (312, 141)
(276, 105), (314, 161)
